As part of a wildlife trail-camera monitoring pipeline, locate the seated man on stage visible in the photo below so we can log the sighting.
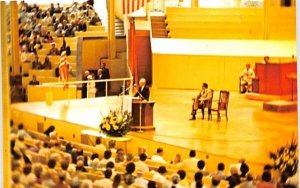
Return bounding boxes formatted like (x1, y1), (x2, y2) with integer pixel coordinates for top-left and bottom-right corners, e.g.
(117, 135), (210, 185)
(190, 83), (213, 120)
(240, 64), (255, 93)
(134, 78), (150, 101)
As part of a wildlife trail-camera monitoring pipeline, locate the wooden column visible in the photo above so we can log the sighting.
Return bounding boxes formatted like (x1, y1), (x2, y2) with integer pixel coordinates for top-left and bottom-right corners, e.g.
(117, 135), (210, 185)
(10, 1), (20, 75)
(1, 2), (11, 187)
(108, 0), (116, 59)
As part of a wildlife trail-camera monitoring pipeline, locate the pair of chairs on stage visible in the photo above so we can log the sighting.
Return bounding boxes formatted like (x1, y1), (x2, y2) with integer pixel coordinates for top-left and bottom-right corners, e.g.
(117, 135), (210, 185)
(197, 90), (230, 122)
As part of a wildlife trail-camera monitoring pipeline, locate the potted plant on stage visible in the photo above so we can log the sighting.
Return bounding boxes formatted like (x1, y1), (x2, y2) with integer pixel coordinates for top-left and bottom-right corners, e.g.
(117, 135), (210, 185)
(100, 110), (132, 137)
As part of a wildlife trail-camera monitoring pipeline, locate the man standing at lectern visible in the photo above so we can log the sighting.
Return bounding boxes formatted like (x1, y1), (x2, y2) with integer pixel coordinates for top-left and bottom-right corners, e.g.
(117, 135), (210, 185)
(134, 78), (150, 101)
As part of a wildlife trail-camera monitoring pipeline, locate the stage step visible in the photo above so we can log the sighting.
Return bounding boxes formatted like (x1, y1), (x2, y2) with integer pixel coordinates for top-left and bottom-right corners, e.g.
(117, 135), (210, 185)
(245, 92), (292, 101)
(263, 100), (297, 112)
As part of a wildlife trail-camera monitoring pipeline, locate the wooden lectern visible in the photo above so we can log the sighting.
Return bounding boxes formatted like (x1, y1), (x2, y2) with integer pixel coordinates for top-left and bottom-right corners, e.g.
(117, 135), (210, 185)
(255, 62), (297, 98)
(131, 98), (155, 131)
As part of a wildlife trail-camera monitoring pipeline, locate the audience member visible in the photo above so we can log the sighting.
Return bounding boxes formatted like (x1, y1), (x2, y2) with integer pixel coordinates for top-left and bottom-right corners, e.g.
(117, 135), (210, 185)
(48, 42), (60, 55)
(29, 75), (40, 85)
(256, 171), (276, 188)
(42, 55), (52, 69)
(135, 152), (149, 174)
(190, 171), (204, 188)
(94, 169), (113, 188)
(180, 150), (199, 172)
(171, 153), (182, 165)
(151, 147), (167, 164)
(209, 175), (222, 188)
(235, 173), (255, 188)
(112, 174), (123, 188)
(153, 166), (171, 187)
(197, 160), (210, 176)
(177, 170), (189, 188)
(32, 54), (42, 69)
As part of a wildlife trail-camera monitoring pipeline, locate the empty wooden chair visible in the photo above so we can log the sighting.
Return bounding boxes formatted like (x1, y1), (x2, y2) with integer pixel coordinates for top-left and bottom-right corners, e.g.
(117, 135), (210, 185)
(209, 90), (230, 122)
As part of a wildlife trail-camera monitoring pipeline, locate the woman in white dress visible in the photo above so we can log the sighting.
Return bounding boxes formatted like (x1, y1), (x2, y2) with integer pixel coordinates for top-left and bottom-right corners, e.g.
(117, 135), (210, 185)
(87, 74), (96, 98)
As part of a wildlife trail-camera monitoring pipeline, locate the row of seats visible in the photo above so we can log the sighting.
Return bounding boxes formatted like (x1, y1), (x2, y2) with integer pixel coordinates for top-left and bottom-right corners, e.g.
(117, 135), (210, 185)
(23, 129), (230, 188)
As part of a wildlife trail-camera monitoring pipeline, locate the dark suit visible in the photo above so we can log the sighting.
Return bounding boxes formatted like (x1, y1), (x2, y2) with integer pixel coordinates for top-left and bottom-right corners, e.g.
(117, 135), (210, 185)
(134, 86), (150, 101)
(96, 74), (105, 97)
(82, 76), (88, 98)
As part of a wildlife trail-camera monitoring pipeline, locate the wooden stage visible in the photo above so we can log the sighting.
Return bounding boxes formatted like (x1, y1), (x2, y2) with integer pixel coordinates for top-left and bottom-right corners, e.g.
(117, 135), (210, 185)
(10, 88), (298, 174)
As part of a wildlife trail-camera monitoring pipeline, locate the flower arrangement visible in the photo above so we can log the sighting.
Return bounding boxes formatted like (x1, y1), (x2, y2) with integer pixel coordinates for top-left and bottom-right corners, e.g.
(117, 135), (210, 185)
(99, 110), (132, 137)
(269, 138), (298, 177)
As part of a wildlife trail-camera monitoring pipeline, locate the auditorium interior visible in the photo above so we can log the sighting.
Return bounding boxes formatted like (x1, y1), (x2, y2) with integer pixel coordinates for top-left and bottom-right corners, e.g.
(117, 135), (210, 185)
(0, 0), (298, 187)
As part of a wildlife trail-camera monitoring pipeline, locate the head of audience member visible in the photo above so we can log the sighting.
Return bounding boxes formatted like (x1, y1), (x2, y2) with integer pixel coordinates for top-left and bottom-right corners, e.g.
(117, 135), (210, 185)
(48, 159), (56, 169)
(51, 42), (56, 49)
(211, 175), (222, 187)
(103, 150), (112, 160)
(229, 174), (240, 188)
(126, 153), (134, 163)
(202, 83), (208, 89)
(139, 78), (146, 87)
(124, 173), (135, 186)
(171, 174), (181, 185)
(156, 147), (164, 156)
(230, 166), (239, 175)
(18, 123), (25, 131)
(108, 140), (116, 149)
(189, 150), (196, 158)
(115, 148), (125, 163)
(246, 173), (254, 182)
(177, 170), (186, 181)
(158, 166), (167, 175)
(194, 171), (203, 182)
(90, 153), (99, 161)
(65, 142), (73, 152)
(262, 171), (272, 182)
(106, 161), (115, 170)
(95, 137), (102, 145)
(126, 162), (135, 174)
(139, 152), (147, 162)
(113, 174), (122, 188)
(217, 162), (225, 172)
(197, 160), (206, 170)
(173, 153), (182, 164)
(104, 168), (112, 179)
(61, 159), (69, 171)
(91, 158), (100, 170)
(148, 180), (157, 188)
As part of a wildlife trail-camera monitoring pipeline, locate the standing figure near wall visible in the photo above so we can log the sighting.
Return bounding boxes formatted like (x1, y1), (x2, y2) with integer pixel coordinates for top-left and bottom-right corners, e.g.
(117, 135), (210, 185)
(87, 74), (96, 98)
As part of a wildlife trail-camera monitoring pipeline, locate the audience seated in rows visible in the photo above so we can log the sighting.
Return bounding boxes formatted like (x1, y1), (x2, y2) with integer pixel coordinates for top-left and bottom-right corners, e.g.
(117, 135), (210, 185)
(10, 121), (299, 188)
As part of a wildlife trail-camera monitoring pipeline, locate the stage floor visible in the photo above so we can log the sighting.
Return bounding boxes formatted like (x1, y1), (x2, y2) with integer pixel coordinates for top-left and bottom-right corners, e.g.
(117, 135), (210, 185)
(11, 88), (298, 165)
